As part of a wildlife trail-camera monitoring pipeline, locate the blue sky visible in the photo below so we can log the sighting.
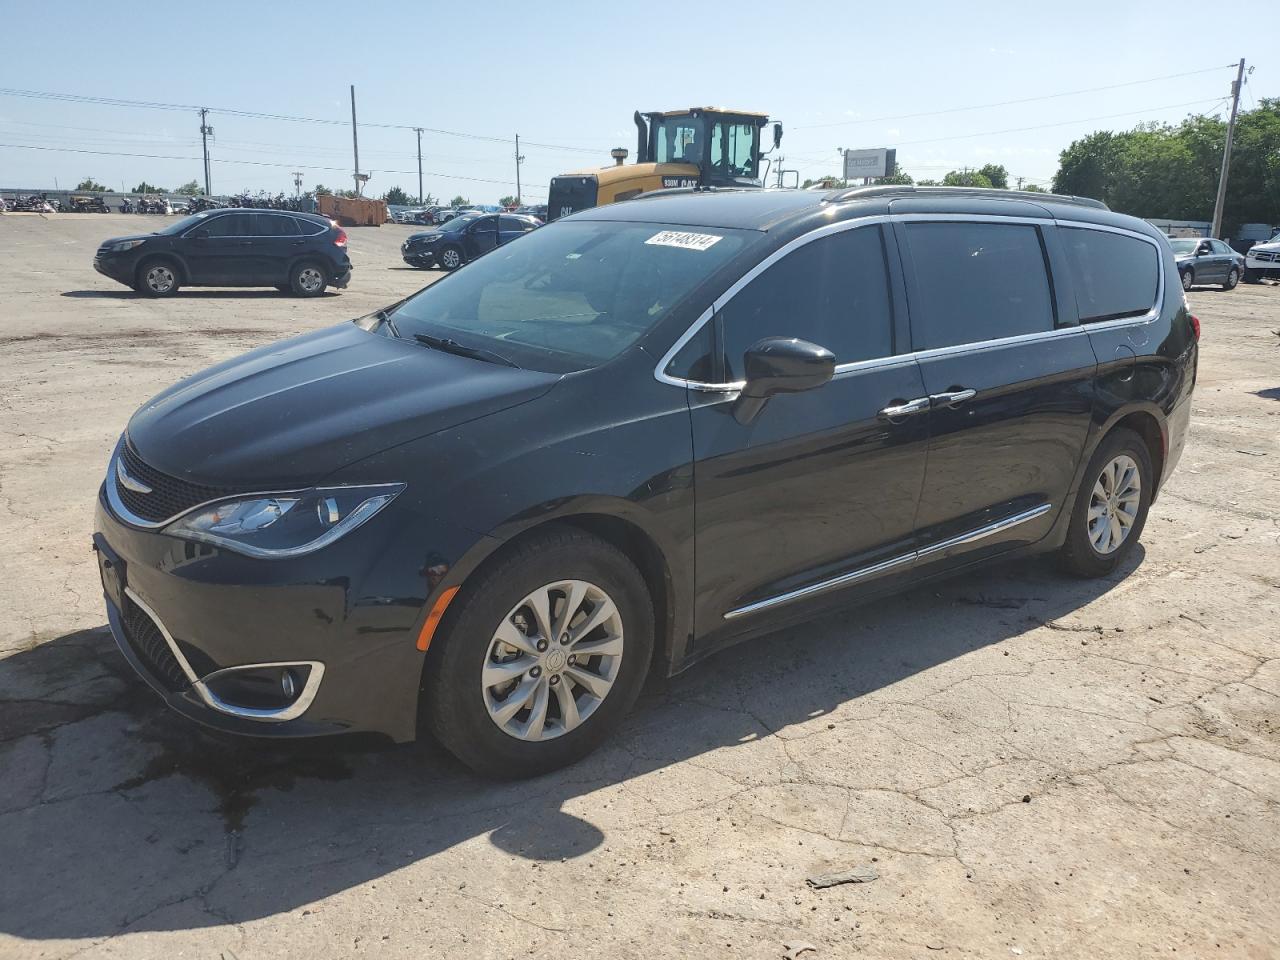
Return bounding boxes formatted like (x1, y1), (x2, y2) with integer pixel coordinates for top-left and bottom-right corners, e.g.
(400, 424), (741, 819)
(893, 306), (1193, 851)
(0, 0), (1267, 201)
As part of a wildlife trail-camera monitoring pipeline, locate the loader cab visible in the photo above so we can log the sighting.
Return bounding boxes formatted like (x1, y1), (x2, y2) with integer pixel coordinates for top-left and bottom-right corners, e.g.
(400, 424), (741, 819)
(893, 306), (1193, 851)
(642, 108), (773, 186)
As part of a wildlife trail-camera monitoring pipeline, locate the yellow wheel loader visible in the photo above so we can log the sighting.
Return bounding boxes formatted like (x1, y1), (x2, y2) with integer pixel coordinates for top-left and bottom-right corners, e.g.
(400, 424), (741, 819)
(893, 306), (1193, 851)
(547, 107), (781, 221)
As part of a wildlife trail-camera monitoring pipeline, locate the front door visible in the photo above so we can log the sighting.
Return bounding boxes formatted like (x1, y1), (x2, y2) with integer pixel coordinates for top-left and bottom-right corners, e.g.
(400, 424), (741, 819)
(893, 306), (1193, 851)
(182, 212), (259, 285)
(464, 216), (500, 260)
(687, 224), (929, 641)
(894, 218), (1096, 569)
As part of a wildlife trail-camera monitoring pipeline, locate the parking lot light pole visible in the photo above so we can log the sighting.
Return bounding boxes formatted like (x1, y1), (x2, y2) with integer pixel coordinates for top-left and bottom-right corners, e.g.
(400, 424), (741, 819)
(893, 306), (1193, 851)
(199, 107), (212, 196)
(350, 85), (361, 196)
(514, 134), (524, 206)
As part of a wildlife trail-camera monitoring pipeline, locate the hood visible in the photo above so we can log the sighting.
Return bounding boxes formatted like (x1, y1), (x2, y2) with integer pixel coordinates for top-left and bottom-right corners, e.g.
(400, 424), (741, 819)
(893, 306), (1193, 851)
(1249, 240), (1280, 254)
(100, 233), (157, 247)
(127, 322), (559, 488)
(406, 229), (445, 242)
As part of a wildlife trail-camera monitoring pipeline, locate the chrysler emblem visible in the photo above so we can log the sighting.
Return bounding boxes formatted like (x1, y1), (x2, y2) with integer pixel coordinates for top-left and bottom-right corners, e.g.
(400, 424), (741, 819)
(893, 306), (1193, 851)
(115, 457), (153, 494)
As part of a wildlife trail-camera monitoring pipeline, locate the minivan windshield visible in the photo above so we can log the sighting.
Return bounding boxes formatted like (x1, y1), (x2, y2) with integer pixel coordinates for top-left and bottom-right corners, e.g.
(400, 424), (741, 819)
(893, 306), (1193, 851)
(389, 220), (757, 371)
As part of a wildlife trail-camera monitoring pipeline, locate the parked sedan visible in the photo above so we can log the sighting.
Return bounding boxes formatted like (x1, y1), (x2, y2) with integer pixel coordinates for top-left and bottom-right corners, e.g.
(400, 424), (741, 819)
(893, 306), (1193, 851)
(1169, 237), (1245, 291)
(401, 213), (539, 270)
(94, 209), (352, 297)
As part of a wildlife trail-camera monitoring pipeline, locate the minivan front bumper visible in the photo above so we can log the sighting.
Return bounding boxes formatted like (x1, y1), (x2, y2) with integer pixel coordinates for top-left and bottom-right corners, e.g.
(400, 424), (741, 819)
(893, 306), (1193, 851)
(93, 490), (429, 742)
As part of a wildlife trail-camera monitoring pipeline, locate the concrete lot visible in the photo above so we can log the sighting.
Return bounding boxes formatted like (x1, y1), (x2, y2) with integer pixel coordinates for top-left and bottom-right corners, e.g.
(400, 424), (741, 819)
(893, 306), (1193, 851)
(1, 212), (1278, 960)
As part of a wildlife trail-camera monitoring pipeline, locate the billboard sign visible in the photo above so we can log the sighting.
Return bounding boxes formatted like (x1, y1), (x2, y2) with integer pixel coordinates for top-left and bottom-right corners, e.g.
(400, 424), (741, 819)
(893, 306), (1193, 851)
(842, 148), (897, 180)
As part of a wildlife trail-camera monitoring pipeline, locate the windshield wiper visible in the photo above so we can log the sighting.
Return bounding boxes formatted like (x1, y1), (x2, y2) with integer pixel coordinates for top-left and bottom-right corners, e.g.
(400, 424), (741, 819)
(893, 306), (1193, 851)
(413, 333), (519, 368)
(374, 309), (401, 338)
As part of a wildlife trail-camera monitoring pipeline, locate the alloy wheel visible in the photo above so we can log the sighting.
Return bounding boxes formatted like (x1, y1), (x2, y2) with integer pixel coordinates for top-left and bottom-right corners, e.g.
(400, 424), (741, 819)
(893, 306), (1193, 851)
(1087, 454), (1141, 555)
(482, 579), (624, 741)
(1181, 270), (1193, 291)
(441, 248), (461, 269)
(145, 265), (175, 293)
(298, 267), (324, 293)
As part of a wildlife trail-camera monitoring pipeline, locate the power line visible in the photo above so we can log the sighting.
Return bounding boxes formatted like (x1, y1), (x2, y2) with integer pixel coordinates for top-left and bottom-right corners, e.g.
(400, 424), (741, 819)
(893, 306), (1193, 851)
(0, 142), (547, 194)
(793, 63), (1239, 130)
(0, 86), (607, 155)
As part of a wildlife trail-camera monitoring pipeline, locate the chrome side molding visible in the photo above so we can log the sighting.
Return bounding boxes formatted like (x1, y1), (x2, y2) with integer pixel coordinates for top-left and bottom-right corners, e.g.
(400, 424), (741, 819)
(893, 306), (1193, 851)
(723, 502), (1052, 620)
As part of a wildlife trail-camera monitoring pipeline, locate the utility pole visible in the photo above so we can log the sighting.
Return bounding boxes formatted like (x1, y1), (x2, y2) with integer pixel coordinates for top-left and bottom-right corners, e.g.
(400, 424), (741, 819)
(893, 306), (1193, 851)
(1016, 176), (1024, 190)
(514, 134), (525, 205)
(415, 127), (424, 204)
(1211, 58), (1246, 240)
(350, 85), (361, 196)
(292, 171), (303, 196)
(199, 107), (213, 196)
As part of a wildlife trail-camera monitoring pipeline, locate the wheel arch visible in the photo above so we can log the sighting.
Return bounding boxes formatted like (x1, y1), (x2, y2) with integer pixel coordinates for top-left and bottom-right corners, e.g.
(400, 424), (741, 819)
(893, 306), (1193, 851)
(135, 252), (189, 285)
(1101, 407), (1167, 500)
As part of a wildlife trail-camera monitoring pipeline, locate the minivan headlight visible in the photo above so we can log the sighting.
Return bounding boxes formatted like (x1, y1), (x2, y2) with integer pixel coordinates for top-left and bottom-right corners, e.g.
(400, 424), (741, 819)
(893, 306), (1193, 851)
(164, 484), (405, 558)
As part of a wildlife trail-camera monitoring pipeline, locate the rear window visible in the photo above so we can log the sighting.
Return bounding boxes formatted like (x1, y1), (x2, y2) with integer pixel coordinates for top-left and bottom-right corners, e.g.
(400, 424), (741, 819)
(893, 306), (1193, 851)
(1061, 227), (1159, 322)
(904, 222), (1056, 350)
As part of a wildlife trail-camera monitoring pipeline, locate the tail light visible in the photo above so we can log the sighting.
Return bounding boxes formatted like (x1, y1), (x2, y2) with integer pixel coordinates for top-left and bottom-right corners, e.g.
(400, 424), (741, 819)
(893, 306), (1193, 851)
(333, 227), (348, 247)
(1190, 314), (1200, 340)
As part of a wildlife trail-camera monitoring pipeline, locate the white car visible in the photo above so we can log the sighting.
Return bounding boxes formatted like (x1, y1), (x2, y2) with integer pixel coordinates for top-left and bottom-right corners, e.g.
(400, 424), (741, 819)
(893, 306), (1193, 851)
(1244, 233), (1280, 283)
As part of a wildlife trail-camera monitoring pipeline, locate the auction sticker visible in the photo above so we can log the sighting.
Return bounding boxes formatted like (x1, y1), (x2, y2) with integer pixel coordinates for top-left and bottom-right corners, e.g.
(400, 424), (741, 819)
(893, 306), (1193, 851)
(645, 231), (723, 251)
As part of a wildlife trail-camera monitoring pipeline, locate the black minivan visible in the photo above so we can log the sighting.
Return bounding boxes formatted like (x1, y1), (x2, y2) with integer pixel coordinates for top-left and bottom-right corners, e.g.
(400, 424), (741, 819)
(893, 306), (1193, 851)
(94, 186), (1196, 777)
(93, 209), (352, 297)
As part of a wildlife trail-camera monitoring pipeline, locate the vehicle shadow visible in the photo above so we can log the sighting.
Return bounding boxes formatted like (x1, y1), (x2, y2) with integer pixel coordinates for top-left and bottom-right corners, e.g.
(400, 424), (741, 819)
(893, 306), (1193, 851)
(60, 290), (339, 300)
(0, 548), (1142, 939)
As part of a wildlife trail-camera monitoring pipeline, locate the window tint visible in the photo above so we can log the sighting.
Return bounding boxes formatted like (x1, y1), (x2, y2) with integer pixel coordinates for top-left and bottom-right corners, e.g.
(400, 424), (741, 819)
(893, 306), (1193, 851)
(294, 217), (326, 236)
(720, 227), (894, 380)
(666, 318), (716, 383)
(904, 222), (1055, 349)
(201, 214), (254, 238)
(500, 216), (532, 232)
(254, 213), (300, 236)
(1211, 239), (1232, 254)
(1060, 228), (1159, 323)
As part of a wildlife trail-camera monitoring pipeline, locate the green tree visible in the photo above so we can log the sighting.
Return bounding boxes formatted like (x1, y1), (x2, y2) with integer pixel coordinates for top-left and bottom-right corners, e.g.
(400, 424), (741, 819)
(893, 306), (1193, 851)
(977, 164), (1009, 189)
(76, 177), (108, 191)
(313, 184), (333, 196)
(450, 195), (471, 207)
(878, 164), (914, 186)
(942, 169), (994, 188)
(1021, 183), (1048, 193)
(174, 180), (204, 196)
(131, 181), (166, 194)
(382, 186), (412, 205)
(499, 195), (518, 208)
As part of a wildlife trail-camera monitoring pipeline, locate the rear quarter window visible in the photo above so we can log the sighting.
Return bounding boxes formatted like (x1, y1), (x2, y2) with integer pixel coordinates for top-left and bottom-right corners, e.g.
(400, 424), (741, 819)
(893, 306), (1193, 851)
(1060, 227), (1159, 322)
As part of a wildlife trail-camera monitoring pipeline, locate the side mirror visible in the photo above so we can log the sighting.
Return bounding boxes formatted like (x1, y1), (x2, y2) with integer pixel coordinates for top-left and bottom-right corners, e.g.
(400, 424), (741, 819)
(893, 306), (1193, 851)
(773, 122), (783, 150)
(733, 337), (835, 424)
(1196, 243), (1211, 255)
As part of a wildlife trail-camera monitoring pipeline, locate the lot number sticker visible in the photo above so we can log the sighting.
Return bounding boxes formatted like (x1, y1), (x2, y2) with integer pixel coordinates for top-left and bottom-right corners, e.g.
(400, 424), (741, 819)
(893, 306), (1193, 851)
(645, 231), (723, 252)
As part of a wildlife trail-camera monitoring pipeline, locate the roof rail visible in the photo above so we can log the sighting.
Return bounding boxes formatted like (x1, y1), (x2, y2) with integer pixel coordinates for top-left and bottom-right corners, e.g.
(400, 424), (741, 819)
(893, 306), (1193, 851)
(825, 185), (1109, 211)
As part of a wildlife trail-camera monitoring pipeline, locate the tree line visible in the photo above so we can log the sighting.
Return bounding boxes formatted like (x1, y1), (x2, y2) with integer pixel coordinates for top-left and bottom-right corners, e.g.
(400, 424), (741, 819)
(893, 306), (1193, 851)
(804, 100), (1278, 234)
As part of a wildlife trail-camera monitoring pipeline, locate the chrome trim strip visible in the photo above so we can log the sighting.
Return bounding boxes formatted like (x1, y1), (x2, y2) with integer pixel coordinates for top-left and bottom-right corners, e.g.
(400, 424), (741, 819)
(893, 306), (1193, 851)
(115, 457), (152, 494)
(653, 213), (1170, 392)
(723, 551), (916, 620)
(916, 503), (1053, 558)
(123, 586), (200, 685)
(193, 661), (326, 722)
(723, 501), (1053, 620)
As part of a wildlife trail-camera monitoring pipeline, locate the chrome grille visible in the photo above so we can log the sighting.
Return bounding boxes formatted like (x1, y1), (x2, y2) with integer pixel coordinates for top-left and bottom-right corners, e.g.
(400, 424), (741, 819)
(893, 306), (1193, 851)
(114, 441), (238, 524)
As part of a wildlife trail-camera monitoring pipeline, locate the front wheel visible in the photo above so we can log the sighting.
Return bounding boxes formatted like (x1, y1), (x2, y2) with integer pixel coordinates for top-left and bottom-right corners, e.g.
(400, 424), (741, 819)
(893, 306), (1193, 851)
(1180, 269), (1194, 292)
(136, 258), (180, 297)
(438, 245), (463, 271)
(1242, 268), (1262, 284)
(1058, 428), (1153, 578)
(1223, 267), (1239, 290)
(424, 527), (654, 778)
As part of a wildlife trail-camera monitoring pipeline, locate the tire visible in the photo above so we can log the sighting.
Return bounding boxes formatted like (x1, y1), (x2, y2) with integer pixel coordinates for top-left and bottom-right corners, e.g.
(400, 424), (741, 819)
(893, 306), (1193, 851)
(438, 245), (463, 271)
(1223, 267), (1239, 290)
(1243, 268), (1262, 284)
(424, 527), (654, 778)
(135, 258), (181, 297)
(1180, 269), (1194, 292)
(1058, 427), (1153, 578)
(289, 261), (327, 297)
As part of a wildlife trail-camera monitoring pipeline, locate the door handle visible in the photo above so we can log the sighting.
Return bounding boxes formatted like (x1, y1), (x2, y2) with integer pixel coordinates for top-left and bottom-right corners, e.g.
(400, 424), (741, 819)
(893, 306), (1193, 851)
(878, 396), (931, 420)
(237, 240), (254, 246)
(930, 388), (976, 408)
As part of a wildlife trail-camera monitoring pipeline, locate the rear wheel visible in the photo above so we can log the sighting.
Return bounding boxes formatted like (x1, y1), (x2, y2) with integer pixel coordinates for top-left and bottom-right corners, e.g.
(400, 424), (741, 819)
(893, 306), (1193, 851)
(438, 245), (463, 271)
(424, 527), (653, 778)
(135, 258), (180, 297)
(1180, 269), (1194, 292)
(1223, 267), (1239, 290)
(1058, 427), (1153, 578)
(289, 261), (327, 297)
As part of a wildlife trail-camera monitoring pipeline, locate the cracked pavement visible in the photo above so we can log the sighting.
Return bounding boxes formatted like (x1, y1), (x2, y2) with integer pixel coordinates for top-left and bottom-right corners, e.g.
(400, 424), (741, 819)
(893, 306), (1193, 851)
(2, 213), (1278, 959)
